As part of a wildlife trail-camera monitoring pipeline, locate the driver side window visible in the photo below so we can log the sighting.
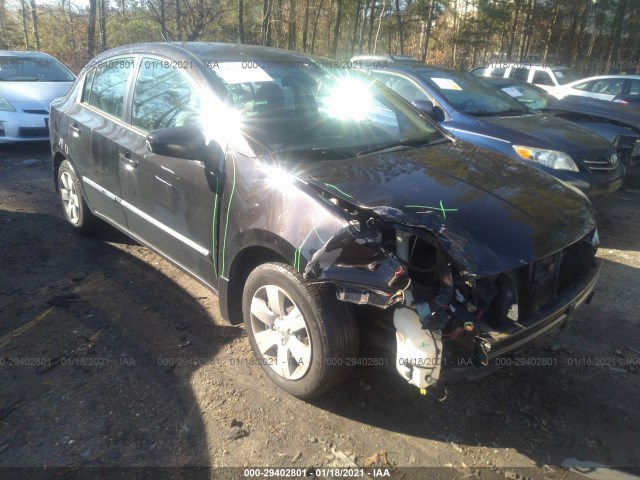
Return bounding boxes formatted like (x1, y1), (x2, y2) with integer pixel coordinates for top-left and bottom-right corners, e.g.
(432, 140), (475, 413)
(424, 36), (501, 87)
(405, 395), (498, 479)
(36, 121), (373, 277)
(132, 58), (201, 133)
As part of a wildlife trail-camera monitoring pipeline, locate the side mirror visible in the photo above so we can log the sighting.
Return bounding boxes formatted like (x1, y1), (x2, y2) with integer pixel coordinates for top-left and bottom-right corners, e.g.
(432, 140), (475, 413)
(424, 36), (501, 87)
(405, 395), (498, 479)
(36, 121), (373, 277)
(413, 100), (445, 122)
(146, 126), (206, 160)
(203, 141), (225, 194)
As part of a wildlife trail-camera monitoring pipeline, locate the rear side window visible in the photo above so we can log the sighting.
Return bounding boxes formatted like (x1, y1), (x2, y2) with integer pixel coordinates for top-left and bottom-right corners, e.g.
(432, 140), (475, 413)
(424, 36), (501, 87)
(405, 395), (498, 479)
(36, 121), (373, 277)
(532, 70), (554, 86)
(86, 57), (134, 119)
(131, 58), (200, 132)
(488, 67), (506, 78)
(509, 68), (529, 81)
(627, 79), (640, 97)
(371, 72), (432, 103)
(571, 81), (591, 91)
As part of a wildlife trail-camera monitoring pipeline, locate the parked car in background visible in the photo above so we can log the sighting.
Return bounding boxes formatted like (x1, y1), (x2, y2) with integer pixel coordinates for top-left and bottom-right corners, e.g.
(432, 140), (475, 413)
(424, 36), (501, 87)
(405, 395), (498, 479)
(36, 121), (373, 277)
(354, 57), (624, 208)
(486, 77), (640, 166)
(552, 75), (640, 105)
(470, 63), (580, 93)
(0, 51), (75, 143)
(50, 43), (602, 398)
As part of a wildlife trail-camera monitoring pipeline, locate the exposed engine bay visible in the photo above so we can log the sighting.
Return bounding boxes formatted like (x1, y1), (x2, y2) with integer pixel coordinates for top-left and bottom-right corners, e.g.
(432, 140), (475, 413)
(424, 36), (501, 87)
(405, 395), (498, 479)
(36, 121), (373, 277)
(304, 191), (601, 392)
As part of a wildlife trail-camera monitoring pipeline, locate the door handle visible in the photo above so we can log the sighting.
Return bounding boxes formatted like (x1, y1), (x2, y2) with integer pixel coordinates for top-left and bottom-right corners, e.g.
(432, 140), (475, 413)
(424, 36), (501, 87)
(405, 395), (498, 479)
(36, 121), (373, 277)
(119, 152), (138, 168)
(70, 124), (81, 137)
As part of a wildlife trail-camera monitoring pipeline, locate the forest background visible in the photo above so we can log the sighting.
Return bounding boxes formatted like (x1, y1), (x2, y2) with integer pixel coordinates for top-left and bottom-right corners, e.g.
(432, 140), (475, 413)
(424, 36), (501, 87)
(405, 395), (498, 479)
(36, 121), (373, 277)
(0, 0), (638, 76)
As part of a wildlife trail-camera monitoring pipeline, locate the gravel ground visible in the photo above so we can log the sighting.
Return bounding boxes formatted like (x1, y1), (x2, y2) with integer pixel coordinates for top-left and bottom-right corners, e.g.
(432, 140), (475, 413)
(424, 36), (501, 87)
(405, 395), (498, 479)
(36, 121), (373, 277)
(0, 142), (639, 479)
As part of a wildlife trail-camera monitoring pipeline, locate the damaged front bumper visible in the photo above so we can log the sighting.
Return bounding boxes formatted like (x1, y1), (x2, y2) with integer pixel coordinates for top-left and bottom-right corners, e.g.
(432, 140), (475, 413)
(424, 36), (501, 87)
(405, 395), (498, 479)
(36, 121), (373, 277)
(303, 218), (602, 393)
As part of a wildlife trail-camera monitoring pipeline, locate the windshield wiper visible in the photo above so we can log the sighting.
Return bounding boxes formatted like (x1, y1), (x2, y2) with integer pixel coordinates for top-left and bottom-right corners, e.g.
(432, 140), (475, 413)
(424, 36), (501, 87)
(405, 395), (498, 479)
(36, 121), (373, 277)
(273, 147), (355, 160)
(355, 137), (437, 157)
(471, 109), (525, 117)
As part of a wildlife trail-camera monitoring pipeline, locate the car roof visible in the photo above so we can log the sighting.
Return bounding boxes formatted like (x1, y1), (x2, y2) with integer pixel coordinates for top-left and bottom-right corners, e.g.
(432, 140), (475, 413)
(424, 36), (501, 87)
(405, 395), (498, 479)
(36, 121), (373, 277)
(482, 63), (572, 70)
(90, 42), (326, 64)
(351, 54), (422, 63)
(570, 75), (640, 81)
(0, 50), (58, 59)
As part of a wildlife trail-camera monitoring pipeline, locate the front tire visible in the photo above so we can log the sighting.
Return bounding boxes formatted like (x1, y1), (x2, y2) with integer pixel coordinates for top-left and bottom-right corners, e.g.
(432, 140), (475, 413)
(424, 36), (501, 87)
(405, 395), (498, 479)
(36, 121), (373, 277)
(58, 160), (96, 234)
(242, 262), (359, 398)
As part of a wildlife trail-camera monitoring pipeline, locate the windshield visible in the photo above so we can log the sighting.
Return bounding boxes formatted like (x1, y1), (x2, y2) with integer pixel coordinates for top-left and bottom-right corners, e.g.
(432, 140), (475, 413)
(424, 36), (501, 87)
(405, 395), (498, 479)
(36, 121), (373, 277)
(418, 70), (527, 116)
(206, 60), (443, 157)
(498, 83), (556, 110)
(553, 69), (578, 85)
(0, 56), (74, 82)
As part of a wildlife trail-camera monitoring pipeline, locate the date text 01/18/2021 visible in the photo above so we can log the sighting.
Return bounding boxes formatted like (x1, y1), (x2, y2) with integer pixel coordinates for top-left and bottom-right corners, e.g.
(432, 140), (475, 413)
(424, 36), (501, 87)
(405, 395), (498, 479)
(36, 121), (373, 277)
(243, 467), (392, 477)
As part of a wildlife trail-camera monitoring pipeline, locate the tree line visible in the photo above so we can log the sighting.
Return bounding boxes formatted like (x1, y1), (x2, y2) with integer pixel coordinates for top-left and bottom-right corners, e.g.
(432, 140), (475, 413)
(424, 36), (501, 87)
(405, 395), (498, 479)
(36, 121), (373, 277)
(0, 0), (638, 75)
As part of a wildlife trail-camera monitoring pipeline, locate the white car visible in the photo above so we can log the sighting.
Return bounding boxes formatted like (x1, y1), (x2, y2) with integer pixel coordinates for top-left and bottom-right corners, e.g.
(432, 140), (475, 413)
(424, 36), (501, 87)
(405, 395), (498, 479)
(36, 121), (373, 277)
(0, 51), (75, 143)
(553, 75), (640, 104)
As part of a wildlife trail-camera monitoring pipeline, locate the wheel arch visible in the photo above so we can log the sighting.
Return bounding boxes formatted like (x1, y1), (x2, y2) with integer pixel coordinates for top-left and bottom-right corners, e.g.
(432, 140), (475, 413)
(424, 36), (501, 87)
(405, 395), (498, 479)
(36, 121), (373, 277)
(53, 150), (68, 193)
(222, 244), (289, 325)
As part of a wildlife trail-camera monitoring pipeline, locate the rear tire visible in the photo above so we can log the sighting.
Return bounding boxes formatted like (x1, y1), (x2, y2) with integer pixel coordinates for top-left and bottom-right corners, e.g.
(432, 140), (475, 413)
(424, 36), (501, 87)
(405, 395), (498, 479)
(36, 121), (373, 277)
(58, 160), (96, 234)
(242, 262), (359, 398)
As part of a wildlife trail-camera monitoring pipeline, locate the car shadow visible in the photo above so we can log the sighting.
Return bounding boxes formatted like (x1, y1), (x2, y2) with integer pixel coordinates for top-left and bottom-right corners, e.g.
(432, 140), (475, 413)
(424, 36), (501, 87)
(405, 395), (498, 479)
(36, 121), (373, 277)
(0, 206), (242, 471)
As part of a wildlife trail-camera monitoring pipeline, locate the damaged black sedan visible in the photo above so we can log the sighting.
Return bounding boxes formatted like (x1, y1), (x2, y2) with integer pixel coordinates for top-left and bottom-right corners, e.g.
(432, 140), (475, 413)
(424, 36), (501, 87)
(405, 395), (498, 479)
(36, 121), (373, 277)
(50, 43), (601, 398)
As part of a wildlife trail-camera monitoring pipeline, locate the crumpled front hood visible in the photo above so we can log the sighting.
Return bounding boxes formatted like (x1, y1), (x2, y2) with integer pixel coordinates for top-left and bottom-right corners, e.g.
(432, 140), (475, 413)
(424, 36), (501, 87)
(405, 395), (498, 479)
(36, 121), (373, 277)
(285, 141), (595, 277)
(477, 113), (611, 152)
(1, 82), (73, 102)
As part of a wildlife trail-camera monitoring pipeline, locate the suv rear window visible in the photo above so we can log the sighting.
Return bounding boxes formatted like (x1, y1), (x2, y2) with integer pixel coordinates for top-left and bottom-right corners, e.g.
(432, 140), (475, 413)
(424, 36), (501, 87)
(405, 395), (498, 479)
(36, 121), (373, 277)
(488, 67), (506, 78)
(509, 68), (529, 81)
(532, 70), (554, 86)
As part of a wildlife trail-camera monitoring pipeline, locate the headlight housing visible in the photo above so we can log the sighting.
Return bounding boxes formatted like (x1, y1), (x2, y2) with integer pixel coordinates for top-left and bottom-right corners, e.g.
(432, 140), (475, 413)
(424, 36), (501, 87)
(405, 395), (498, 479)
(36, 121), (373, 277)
(0, 97), (15, 112)
(512, 145), (579, 171)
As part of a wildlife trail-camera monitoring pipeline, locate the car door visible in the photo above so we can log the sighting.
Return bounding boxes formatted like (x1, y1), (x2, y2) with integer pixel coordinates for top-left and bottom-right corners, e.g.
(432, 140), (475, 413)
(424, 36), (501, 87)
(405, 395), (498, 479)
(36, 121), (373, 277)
(67, 57), (135, 228)
(117, 56), (219, 289)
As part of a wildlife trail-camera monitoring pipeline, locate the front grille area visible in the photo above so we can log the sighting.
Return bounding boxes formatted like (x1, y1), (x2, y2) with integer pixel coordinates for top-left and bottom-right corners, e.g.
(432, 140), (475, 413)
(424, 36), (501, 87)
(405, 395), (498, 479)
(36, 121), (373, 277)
(22, 109), (49, 115)
(516, 235), (597, 320)
(18, 127), (48, 138)
(579, 153), (618, 173)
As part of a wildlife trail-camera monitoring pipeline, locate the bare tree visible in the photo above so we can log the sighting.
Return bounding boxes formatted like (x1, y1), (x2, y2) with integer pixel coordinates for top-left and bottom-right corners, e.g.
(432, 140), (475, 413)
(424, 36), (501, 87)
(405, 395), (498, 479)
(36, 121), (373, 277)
(372, 0), (385, 53)
(19, 0), (29, 49)
(421, 0), (434, 62)
(330, 0), (343, 57)
(394, 0), (403, 54)
(262, 0), (272, 45)
(29, 0), (39, 51)
(99, 0), (107, 51)
(238, 0), (245, 43)
(87, 0), (96, 60)
(288, 0), (296, 49)
(302, 0), (311, 51)
(176, 0), (182, 40)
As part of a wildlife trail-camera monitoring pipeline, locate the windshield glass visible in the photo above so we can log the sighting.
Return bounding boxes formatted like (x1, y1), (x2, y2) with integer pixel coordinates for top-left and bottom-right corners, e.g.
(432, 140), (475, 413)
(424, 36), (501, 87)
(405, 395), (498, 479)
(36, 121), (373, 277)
(553, 69), (578, 85)
(417, 70), (527, 116)
(206, 61), (443, 156)
(0, 56), (74, 82)
(499, 83), (556, 110)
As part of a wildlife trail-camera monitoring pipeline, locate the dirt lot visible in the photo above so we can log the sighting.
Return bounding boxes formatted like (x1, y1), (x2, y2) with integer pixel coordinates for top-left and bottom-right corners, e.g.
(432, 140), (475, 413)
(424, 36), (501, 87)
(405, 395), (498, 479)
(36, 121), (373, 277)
(0, 142), (639, 478)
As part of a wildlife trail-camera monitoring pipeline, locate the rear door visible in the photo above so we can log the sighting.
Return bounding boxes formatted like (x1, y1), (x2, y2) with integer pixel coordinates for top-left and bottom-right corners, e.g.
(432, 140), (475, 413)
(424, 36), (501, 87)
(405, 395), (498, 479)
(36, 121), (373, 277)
(69, 57), (135, 228)
(117, 56), (219, 289)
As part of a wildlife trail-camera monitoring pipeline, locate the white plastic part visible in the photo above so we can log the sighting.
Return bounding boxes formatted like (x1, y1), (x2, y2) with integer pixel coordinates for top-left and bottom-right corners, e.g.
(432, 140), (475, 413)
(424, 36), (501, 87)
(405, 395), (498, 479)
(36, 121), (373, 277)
(393, 307), (443, 389)
(395, 230), (410, 263)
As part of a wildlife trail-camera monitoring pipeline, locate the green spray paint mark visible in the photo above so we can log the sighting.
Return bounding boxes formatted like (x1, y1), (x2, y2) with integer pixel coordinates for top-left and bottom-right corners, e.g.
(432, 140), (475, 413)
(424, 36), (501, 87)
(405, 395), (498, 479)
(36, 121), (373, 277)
(293, 220), (323, 272)
(406, 200), (458, 219)
(220, 152), (237, 277)
(211, 177), (219, 277)
(325, 183), (354, 199)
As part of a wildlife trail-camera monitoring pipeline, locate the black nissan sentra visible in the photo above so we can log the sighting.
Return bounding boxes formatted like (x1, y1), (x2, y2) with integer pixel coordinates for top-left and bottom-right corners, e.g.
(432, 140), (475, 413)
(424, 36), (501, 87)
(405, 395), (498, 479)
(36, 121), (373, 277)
(50, 43), (601, 398)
